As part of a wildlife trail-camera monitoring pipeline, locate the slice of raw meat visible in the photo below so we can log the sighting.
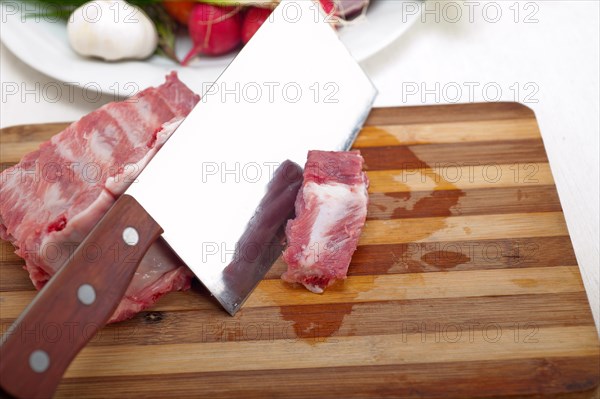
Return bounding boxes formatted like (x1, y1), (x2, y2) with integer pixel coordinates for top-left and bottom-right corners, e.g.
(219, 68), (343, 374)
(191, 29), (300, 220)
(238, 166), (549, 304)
(0, 72), (199, 322)
(282, 150), (369, 293)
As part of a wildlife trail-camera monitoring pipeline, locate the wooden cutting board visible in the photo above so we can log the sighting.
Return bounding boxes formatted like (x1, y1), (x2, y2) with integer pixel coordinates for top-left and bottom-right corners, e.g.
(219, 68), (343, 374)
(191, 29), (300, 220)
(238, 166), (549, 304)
(1, 102), (598, 398)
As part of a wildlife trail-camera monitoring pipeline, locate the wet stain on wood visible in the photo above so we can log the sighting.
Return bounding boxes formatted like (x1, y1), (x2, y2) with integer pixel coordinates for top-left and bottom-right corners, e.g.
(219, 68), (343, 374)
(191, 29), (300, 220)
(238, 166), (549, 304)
(421, 251), (471, 270)
(277, 275), (381, 342)
(280, 302), (355, 342)
(384, 147), (465, 246)
(279, 146), (464, 338)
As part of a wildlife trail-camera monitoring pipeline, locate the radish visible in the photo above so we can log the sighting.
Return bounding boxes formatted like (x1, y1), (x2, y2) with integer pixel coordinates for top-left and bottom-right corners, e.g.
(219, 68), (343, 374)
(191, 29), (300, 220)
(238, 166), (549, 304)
(319, 0), (336, 16)
(241, 7), (272, 44)
(181, 4), (242, 65)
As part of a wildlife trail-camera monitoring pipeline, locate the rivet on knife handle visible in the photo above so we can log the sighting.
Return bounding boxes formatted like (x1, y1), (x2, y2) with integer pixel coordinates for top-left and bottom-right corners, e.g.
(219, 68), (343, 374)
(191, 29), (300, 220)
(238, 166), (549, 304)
(0, 195), (163, 399)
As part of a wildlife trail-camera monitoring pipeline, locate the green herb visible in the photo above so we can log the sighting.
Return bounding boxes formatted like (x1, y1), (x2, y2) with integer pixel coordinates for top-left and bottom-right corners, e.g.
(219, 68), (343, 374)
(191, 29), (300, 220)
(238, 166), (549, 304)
(14, 0), (173, 19)
(143, 3), (179, 62)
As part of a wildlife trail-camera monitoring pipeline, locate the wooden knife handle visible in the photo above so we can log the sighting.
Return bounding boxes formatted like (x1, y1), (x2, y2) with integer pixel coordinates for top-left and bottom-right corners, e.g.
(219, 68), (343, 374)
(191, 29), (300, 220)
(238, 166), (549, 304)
(0, 195), (162, 399)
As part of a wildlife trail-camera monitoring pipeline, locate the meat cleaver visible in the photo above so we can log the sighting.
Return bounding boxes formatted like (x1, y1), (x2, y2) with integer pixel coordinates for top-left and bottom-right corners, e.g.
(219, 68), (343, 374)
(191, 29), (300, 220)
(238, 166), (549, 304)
(0, 0), (376, 397)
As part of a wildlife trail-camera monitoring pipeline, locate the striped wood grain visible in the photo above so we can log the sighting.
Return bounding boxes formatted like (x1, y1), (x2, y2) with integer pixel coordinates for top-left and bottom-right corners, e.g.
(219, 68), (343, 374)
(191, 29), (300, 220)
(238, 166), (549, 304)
(0, 102), (598, 398)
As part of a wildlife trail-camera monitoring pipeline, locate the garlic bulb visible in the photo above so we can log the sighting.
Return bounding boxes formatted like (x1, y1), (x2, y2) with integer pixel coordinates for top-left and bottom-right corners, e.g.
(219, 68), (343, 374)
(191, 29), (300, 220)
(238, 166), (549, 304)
(67, 0), (158, 61)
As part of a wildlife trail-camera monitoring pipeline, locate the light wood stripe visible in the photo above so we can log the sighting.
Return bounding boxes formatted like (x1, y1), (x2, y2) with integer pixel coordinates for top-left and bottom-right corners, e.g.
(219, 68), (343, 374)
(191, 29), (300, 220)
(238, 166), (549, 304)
(0, 266), (584, 318)
(61, 325), (599, 378)
(0, 122), (68, 143)
(1, 143), (43, 163)
(367, 162), (554, 193)
(248, 266), (584, 308)
(353, 119), (541, 147)
(360, 212), (568, 246)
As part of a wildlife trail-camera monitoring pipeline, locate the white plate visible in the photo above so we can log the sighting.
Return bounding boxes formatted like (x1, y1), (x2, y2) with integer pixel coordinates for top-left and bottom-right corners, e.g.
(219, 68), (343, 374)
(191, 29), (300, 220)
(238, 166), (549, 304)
(0, 1), (421, 95)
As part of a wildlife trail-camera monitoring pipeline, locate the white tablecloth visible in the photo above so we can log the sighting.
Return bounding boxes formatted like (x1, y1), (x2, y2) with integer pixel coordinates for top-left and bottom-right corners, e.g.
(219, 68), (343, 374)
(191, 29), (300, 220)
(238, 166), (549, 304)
(1, 0), (598, 332)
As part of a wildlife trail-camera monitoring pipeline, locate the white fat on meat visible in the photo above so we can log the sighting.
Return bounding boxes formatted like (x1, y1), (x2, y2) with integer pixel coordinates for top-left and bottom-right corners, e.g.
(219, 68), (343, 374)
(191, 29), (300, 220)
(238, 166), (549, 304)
(300, 181), (367, 271)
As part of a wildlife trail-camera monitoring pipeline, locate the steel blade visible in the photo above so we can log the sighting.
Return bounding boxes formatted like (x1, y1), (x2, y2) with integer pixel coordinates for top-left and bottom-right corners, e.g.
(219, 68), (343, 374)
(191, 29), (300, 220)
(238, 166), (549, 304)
(126, 0), (377, 314)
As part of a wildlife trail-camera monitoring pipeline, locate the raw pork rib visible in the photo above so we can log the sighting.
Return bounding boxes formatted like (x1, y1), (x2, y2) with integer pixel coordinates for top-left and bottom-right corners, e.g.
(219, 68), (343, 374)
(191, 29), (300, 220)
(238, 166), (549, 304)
(0, 72), (199, 322)
(282, 150), (369, 293)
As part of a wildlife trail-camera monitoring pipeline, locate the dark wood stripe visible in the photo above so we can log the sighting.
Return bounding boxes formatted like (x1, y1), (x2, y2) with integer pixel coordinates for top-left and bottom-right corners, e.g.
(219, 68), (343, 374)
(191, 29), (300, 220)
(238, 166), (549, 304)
(266, 236), (577, 279)
(0, 241), (22, 263)
(361, 139), (547, 171)
(55, 356), (599, 399)
(0, 263), (31, 292)
(364, 102), (535, 126)
(1, 162), (17, 172)
(367, 186), (562, 220)
(1, 292), (590, 347)
(349, 236), (576, 276)
(0, 238), (33, 292)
